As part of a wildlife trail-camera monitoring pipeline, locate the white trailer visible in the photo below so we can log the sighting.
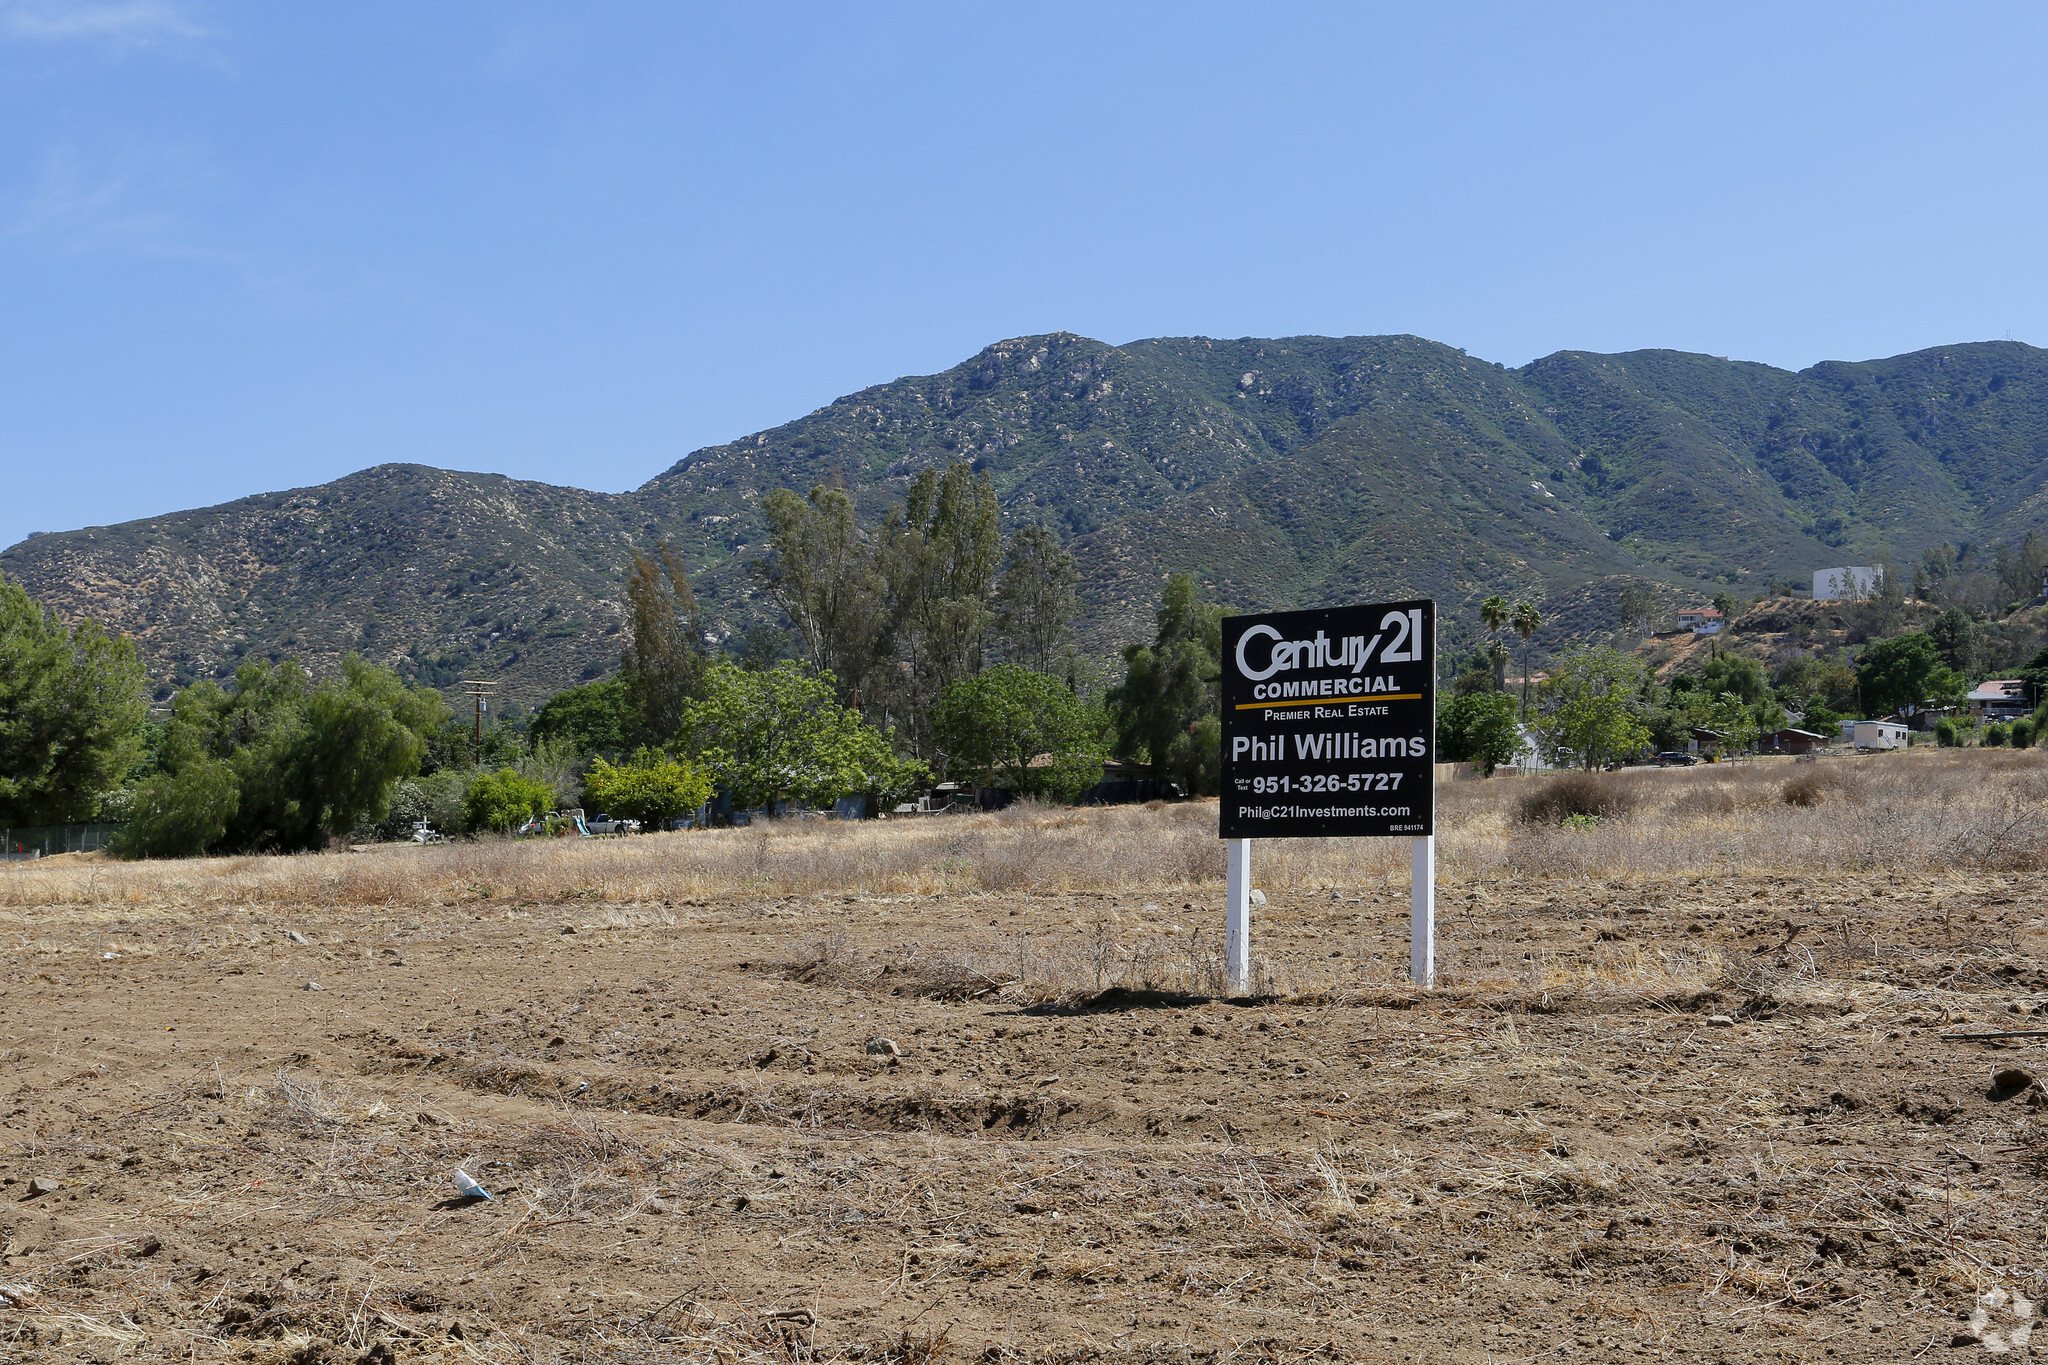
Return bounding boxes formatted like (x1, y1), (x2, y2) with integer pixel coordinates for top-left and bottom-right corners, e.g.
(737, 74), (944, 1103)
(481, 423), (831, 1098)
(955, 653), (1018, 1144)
(1852, 720), (1909, 751)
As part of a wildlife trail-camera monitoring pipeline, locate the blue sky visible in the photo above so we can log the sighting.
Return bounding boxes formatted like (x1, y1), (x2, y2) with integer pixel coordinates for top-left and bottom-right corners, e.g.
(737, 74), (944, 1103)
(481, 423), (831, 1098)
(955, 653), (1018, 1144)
(3, 2), (2046, 551)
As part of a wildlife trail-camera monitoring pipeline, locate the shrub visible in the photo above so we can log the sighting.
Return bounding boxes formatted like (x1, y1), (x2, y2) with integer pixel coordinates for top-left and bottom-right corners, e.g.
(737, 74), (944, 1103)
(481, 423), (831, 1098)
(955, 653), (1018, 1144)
(463, 768), (555, 834)
(1935, 718), (1959, 747)
(1670, 788), (1737, 818)
(2015, 718), (2038, 749)
(1515, 771), (1637, 825)
(583, 752), (714, 829)
(113, 757), (240, 859)
(1985, 723), (2010, 748)
(1782, 767), (1848, 807)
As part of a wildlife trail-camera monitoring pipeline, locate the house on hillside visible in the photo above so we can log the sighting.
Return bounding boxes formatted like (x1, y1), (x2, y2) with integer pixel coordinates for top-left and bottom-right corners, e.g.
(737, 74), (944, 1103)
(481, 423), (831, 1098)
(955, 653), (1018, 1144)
(1763, 727), (1830, 755)
(1676, 607), (1724, 635)
(1967, 679), (2032, 722)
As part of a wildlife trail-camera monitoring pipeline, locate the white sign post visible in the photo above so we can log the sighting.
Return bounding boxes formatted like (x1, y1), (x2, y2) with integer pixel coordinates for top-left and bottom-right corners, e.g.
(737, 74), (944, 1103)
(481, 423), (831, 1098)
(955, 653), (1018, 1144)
(1410, 833), (1435, 989)
(1225, 837), (1252, 993)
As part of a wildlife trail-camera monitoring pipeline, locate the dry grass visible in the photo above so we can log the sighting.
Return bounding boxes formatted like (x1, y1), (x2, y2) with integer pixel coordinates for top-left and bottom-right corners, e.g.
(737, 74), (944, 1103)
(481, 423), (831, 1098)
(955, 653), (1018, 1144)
(4, 750), (2046, 922)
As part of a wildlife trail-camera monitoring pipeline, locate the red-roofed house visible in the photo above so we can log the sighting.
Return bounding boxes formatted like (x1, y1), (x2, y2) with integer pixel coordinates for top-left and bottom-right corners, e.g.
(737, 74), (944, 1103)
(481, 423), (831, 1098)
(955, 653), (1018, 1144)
(1967, 679), (2032, 721)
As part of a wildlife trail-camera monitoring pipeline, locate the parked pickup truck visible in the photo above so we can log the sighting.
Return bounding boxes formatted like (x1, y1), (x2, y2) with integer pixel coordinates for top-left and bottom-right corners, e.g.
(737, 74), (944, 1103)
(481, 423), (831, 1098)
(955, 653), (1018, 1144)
(586, 814), (641, 835)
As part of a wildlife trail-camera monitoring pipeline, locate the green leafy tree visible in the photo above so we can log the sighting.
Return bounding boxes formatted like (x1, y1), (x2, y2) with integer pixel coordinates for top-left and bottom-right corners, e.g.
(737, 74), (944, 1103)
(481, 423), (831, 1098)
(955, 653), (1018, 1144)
(2016, 647), (2048, 707)
(0, 569), (148, 824)
(114, 757), (239, 859)
(1697, 653), (1768, 704)
(621, 540), (706, 743)
(530, 677), (637, 761)
(1926, 606), (1978, 674)
(1994, 530), (2048, 611)
(421, 694), (527, 773)
(1857, 633), (1963, 718)
(932, 664), (1105, 801)
(1774, 653), (1861, 717)
(993, 524), (1079, 675)
(1451, 662), (1497, 696)
(1535, 647), (1652, 770)
(581, 752), (715, 829)
(679, 660), (927, 811)
(759, 462), (1003, 758)
(1435, 692), (1520, 774)
(757, 484), (890, 710)
(1109, 574), (1225, 797)
(1799, 702), (1844, 736)
(462, 768), (556, 833)
(877, 463), (1003, 754)
(1614, 581), (1661, 641)
(296, 658), (449, 839)
(117, 656), (447, 857)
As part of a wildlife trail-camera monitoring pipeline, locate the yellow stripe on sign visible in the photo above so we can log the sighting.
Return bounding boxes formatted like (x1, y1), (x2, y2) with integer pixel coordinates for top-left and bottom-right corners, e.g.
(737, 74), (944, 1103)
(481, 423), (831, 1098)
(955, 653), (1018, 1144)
(1234, 692), (1422, 710)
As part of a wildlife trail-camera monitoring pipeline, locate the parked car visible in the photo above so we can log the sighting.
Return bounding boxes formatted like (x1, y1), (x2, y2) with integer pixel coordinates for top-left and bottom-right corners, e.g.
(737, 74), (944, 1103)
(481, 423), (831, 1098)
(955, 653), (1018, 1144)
(586, 813), (641, 835)
(1654, 751), (1699, 767)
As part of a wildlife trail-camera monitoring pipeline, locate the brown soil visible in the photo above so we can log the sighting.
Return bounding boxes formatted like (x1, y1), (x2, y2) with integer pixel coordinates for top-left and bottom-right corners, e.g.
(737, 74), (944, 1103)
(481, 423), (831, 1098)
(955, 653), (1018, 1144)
(6, 868), (2048, 1362)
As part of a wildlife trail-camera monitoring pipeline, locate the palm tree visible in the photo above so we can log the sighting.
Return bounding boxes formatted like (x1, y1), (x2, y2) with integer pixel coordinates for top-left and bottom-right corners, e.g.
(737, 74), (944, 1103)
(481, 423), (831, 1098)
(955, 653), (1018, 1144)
(1480, 594), (1509, 690)
(1510, 599), (1542, 713)
(1485, 639), (1511, 693)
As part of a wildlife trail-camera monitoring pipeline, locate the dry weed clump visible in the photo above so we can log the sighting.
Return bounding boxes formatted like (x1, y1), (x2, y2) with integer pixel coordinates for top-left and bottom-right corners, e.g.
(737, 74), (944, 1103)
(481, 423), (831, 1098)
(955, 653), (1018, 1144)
(1514, 771), (1639, 825)
(1781, 765), (1851, 807)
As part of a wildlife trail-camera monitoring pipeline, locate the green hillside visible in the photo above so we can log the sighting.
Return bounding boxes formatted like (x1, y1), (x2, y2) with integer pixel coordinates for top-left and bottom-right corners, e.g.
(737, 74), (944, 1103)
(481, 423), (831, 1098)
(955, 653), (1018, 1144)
(7, 333), (2048, 704)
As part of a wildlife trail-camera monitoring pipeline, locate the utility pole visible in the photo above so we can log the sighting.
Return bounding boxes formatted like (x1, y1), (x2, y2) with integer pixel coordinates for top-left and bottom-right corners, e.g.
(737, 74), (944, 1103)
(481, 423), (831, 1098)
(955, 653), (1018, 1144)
(460, 680), (499, 747)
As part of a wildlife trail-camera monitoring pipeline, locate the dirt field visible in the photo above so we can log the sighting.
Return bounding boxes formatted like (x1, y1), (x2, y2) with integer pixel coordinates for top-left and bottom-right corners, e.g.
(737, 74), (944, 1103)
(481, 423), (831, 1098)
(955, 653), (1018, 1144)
(6, 754), (2048, 1362)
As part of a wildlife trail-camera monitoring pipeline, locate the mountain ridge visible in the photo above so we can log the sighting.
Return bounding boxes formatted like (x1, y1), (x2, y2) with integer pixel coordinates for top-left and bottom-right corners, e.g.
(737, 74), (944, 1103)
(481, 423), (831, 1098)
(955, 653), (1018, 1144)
(9, 332), (2048, 702)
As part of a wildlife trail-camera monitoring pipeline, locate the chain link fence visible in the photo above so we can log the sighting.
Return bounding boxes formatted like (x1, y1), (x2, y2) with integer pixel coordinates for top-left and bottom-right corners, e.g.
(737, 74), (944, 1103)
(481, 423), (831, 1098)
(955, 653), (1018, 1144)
(1, 824), (125, 861)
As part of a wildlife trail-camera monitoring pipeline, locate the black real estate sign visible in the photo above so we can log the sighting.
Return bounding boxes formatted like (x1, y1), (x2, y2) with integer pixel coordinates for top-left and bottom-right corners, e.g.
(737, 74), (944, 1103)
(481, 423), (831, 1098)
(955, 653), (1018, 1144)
(1219, 600), (1436, 840)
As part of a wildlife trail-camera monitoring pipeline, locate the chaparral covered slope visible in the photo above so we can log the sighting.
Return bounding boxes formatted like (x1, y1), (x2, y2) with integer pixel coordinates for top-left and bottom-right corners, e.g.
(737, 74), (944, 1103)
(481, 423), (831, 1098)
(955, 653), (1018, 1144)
(8, 333), (2048, 699)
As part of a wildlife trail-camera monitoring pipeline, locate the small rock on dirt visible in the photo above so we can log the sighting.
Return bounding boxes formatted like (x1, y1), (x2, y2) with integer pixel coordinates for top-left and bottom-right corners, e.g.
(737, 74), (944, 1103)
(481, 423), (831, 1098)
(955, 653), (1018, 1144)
(1705, 1015), (1734, 1028)
(281, 929), (312, 945)
(1989, 1067), (2035, 1101)
(303, 981), (322, 991)
(864, 1037), (902, 1056)
(1248, 889), (1267, 906)
(25, 1175), (61, 1196)
(560, 926), (577, 935)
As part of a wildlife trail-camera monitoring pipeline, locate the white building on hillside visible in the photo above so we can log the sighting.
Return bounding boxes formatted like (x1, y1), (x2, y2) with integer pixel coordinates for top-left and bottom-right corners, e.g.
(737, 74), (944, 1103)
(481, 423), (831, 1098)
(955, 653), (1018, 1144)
(1813, 566), (1879, 600)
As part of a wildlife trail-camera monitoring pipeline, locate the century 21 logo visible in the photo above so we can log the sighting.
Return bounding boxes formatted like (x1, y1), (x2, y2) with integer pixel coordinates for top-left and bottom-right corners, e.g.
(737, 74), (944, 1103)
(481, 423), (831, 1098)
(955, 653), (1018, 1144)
(1234, 609), (1426, 681)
